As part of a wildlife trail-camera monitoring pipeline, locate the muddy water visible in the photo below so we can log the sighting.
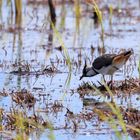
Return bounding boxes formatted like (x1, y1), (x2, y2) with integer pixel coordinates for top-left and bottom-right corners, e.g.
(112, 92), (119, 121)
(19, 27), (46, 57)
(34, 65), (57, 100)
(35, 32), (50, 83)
(0, 0), (140, 140)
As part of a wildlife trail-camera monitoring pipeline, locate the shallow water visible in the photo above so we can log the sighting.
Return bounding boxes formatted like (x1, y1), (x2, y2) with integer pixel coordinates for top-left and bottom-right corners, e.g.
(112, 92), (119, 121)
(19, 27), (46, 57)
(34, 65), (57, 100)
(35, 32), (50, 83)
(0, 0), (140, 140)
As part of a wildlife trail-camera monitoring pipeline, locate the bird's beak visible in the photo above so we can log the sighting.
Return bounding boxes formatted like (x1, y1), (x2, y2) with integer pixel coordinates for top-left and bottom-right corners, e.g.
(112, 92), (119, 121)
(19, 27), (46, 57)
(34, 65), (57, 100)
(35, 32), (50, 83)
(79, 75), (83, 80)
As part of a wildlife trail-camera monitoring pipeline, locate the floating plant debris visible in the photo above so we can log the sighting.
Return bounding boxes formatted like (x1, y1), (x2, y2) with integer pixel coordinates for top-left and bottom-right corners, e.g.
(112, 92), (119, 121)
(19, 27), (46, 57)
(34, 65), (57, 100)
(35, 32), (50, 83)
(77, 78), (140, 97)
(11, 89), (36, 108)
(0, 89), (8, 97)
(10, 63), (61, 76)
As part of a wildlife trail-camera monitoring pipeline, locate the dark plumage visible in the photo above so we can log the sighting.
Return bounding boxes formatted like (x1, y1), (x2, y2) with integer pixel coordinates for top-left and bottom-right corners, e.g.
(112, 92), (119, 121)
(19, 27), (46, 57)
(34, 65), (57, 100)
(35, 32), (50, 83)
(92, 54), (116, 70)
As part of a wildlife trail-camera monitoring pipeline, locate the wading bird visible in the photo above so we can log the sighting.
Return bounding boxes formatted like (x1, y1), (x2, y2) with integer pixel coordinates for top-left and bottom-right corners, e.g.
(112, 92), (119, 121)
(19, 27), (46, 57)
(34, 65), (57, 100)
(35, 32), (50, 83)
(80, 50), (133, 84)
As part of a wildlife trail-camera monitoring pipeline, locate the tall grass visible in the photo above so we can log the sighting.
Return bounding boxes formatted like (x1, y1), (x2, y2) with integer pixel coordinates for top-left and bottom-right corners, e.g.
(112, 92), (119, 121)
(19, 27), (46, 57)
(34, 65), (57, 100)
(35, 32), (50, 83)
(93, 1), (104, 48)
(74, 0), (81, 33)
(92, 82), (129, 140)
(48, 0), (56, 25)
(109, 4), (113, 27)
(15, 0), (22, 28)
(59, 1), (66, 30)
(48, 0), (71, 87)
(93, 80), (140, 138)
(103, 83), (128, 139)
(52, 23), (72, 87)
(14, 112), (29, 140)
(4, 110), (55, 140)
(72, 0), (81, 48)
(87, 1), (105, 48)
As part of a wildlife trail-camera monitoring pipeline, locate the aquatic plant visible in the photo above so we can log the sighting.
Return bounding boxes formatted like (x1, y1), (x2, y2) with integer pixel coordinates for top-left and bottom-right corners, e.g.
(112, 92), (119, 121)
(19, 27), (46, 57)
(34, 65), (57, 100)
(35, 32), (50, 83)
(91, 81), (140, 139)
(109, 4), (113, 27)
(87, 1), (105, 48)
(51, 23), (72, 87)
(15, 0), (22, 28)
(74, 0), (81, 33)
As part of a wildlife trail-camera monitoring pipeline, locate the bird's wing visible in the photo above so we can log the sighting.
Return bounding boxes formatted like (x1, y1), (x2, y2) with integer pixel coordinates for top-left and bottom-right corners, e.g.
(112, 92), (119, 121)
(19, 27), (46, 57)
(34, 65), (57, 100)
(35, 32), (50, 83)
(112, 50), (132, 65)
(92, 54), (116, 70)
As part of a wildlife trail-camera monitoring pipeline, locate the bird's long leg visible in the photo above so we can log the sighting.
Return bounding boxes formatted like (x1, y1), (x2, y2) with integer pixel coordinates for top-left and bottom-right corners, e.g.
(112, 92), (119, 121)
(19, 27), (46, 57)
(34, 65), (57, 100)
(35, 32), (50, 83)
(110, 75), (113, 89)
(111, 75), (113, 83)
(103, 75), (106, 83)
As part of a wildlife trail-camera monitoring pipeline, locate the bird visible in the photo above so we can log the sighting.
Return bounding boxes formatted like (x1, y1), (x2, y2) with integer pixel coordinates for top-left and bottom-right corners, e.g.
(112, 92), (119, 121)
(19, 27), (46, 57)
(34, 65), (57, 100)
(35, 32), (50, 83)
(80, 50), (133, 83)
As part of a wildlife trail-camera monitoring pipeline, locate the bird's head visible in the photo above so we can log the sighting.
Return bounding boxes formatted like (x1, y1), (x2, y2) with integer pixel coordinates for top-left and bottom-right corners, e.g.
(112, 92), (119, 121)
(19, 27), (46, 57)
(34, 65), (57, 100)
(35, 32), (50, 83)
(80, 59), (98, 80)
(80, 60), (87, 80)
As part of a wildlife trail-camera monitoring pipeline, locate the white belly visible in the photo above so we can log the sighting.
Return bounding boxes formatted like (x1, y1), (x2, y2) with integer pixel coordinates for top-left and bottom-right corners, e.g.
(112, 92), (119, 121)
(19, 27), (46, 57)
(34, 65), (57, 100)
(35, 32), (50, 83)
(95, 66), (115, 75)
(95, 62), (125, 75)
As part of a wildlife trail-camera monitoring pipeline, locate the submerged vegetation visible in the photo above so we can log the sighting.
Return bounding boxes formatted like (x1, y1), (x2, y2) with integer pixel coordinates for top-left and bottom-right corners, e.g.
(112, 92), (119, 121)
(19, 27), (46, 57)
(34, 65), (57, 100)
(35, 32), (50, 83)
(0, 0), (140, 140)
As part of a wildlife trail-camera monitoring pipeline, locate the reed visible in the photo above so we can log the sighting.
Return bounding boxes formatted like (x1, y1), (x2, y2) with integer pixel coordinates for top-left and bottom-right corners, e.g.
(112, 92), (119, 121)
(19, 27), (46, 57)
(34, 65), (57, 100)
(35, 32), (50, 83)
(48, 0), (56, 25)
(91, 82), (131, 140)
(51, 23), (72, 87)
(87, 1), (105, 48)
(93, 1), (104, 48)
(59, 0), (66, 30)
(109, 4), (113, 27)
(74, 0), (81, 33)
(14, 0), (22, 27)
(103, 82), (128, 138)
(10, 110), (55, 140)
